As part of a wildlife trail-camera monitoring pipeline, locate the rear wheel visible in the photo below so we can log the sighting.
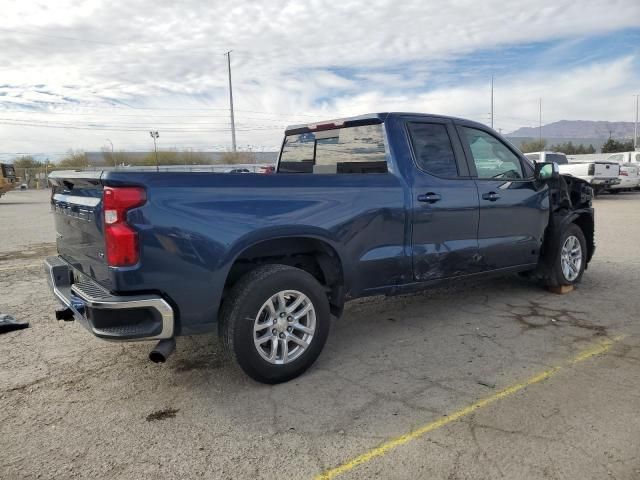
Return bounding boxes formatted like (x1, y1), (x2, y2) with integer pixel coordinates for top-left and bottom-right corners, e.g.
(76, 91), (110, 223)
(547, 224), (586, 287)
(219, 264), (330, 384)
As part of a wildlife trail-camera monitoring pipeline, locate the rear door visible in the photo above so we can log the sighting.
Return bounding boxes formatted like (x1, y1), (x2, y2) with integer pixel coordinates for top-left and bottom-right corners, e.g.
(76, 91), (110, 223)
(456, 124), (549, 271)
(49, 173), (110, 287)
(404, 118), (481, 281)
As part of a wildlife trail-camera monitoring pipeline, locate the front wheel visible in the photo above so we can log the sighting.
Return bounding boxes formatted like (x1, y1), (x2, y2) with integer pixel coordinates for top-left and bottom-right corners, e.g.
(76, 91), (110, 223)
(547, 224), (587, 287)
(219, 264), (330, 384)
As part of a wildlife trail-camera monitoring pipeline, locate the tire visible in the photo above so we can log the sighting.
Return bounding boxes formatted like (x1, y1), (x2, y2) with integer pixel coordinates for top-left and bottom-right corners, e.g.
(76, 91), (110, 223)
(219, 264), (330, 384)
(547, 223), (587, 287)
(609, 189), (620, 194)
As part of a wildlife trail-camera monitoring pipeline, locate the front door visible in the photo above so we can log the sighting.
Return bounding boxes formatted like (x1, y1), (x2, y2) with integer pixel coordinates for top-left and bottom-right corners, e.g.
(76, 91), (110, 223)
(406, 119), (481, 281)
(456, 124), (549, 270)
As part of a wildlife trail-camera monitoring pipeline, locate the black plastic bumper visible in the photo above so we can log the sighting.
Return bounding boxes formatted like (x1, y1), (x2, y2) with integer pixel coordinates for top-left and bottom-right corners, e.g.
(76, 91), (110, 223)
(44, 256), (175, 341)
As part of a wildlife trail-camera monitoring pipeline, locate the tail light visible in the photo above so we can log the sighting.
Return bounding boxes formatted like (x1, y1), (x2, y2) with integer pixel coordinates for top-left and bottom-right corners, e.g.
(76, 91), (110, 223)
(103, 186), (146, 267)
(620, 170), (628, 176)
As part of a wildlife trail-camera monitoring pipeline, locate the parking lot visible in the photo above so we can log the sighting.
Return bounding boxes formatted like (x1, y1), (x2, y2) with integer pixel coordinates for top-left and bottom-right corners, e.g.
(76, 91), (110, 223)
(1, 188), (639, 479)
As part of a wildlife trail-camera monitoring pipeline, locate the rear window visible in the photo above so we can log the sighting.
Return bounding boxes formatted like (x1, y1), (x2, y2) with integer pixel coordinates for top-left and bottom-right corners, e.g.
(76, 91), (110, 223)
(278, 124), (387, 174)
(1, 164), (16, 177)
(546, 153), (568, 164)
(608, 154), (624, 162)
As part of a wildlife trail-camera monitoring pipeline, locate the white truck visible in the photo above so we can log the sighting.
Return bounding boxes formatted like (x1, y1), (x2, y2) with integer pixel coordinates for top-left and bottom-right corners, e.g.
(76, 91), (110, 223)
(606, 151), (640, 167)
(608, 163), (640, 193)
(524, 151), (620, 195)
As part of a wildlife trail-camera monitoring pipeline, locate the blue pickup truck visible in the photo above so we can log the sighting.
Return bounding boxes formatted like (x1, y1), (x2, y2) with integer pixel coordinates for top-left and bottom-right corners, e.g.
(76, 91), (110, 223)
(46, 113), (594, 383)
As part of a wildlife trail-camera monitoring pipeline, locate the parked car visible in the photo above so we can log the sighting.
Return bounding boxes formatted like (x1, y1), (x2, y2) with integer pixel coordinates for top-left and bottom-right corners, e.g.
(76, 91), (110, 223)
(606, 151), (640, 167)
(524, 151), (620, 195)
(258, 165), (275, 174)
(45, 113), (595, 383)
(609, 163), (640, 193)
(228, 168), (251, 174)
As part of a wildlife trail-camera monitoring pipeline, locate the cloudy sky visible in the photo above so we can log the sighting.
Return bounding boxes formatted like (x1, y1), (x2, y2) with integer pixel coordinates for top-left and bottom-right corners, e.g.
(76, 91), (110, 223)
(1, 0), (639, 161)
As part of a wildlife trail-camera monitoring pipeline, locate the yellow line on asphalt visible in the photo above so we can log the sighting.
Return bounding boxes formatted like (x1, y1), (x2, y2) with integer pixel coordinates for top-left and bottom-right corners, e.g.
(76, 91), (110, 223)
(315, 335), (623, 480)
(0, 262), (42, 273)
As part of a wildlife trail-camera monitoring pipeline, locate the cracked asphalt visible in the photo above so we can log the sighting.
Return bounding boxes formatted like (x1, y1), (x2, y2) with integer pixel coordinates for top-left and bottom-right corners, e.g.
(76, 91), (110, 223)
(1, 188), (639, 479)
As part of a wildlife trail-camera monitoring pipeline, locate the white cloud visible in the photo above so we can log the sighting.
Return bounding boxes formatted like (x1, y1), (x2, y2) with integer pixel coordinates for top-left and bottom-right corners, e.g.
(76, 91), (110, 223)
(0, 0), (639, 158)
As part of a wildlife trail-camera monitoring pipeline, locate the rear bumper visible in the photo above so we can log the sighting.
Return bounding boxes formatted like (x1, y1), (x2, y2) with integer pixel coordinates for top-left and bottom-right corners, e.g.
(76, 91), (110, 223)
(609, 177), (640, 189)
(591, 177), (620, 186)
(44, 256), (174, 341)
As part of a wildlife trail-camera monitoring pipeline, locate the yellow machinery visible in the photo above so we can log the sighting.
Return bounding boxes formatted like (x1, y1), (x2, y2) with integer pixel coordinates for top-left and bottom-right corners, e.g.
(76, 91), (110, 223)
(0, 163), (18, 199)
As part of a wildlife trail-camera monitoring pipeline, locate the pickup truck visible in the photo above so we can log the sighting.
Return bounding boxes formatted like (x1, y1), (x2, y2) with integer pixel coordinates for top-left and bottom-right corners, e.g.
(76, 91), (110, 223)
(524, 151), (620, 195)
(45, 113), (595, 383)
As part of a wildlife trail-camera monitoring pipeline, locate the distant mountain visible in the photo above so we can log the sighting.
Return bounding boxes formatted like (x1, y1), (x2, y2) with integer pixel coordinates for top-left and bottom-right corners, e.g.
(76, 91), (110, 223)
(507, 120), (636, 139)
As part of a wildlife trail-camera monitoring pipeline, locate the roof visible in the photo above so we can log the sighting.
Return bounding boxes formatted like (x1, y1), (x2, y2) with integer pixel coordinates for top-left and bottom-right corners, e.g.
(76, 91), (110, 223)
(284, 112), (490, 135)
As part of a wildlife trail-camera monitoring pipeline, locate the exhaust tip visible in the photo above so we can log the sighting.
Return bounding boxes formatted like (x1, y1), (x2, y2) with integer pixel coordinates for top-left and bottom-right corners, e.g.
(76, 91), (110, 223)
(149, 338), (176, 363)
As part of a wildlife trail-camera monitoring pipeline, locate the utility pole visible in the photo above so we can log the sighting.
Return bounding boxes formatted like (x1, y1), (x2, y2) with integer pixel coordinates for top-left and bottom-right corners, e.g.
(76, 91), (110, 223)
(106, 138), (116, 168)
(225, 50), (237, 152)
(634, 94), (639, 151)
(490, 75), (494, 129)
(538, 98), (543, 148)
(149, 131), (159, 172)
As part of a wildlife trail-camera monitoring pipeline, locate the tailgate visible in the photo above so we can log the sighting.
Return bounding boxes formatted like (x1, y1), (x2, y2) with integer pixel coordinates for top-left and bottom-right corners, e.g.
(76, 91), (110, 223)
(49, 172), (111, 287)
(594, 162), (619, 178)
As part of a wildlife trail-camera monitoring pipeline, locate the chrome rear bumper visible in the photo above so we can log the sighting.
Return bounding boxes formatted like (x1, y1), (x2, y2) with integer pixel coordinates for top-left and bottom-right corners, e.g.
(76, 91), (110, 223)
(44, 256), (174, 341)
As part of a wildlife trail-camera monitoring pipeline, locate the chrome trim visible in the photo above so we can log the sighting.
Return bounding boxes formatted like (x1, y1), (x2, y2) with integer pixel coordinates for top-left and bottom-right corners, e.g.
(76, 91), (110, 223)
(53, 193), (101, 207)
(44, 257), (174, 341)
(71, 284), (174, 340)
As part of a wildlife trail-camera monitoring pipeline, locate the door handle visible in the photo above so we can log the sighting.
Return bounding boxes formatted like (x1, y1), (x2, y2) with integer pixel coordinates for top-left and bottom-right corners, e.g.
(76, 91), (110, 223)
(417, 192), (441, 204)
(482, 191), (501, 201)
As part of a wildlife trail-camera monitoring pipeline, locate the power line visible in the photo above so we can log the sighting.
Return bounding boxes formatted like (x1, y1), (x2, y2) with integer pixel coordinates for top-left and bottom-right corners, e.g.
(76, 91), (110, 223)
(0, 121), (283, 132)
(0, 103), (325, 117)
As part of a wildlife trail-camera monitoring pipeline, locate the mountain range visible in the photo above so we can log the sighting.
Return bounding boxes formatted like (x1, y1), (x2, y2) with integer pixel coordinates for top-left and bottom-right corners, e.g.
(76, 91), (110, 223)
(507, 120), (636, 139)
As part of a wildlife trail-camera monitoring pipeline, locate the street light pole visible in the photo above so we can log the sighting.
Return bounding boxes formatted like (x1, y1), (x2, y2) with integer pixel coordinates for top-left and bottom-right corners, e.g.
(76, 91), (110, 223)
(106, 138), (116, 168)
(538, 98), (543, 148)
(225, 50), (237, 152)
(149, 131), (159, 172)
(490, 75), (494, 129)
(634, 94), (639, 151)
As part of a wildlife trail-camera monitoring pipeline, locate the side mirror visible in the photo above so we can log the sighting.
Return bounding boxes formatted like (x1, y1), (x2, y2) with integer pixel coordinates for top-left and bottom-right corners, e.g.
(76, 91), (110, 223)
(535, 162), (559, 181)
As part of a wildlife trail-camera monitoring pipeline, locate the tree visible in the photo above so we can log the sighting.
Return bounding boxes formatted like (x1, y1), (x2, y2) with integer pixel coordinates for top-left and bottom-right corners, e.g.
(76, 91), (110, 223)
(142, 150), (180, 166)
(519, 139), (547, 153)
(601, 138), (634, 154)
(57, 150), (88, 168)
(548, 141), (597, 155)
(219, 151), (255, 164)
(12, 156), (42, 169)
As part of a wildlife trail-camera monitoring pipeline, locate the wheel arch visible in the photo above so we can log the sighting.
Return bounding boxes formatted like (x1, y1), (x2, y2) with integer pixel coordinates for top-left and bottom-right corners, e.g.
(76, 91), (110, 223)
(221, 231), (347, 317)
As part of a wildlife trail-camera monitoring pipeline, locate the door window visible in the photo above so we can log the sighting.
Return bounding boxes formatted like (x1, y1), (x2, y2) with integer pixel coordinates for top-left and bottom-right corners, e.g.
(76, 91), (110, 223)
(407, 122), (458, 177)
(461, 127), (524, 179)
